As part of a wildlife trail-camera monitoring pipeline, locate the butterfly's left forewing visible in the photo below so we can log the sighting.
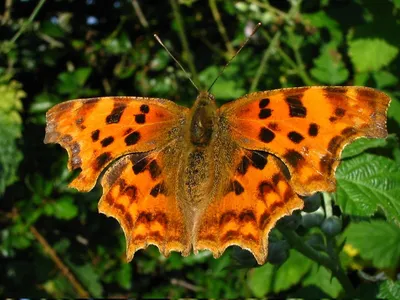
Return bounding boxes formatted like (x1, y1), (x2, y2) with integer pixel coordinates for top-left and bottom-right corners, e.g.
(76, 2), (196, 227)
(220, 86), (390, 195)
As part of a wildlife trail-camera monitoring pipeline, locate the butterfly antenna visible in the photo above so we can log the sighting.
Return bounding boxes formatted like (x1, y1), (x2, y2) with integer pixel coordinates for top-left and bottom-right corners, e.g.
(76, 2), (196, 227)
(154, 34), (199, 92)
(207, 22), (262, 93)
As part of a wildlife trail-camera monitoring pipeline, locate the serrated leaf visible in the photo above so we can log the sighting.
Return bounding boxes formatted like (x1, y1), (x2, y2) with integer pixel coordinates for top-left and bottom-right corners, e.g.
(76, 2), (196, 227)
(344, 220), (400, 269)
(336, 154), (400, 225)
(378, 280), (400, 300)
(341, 137), (388, 159)
(311, 45), (349, 84)
(348, 38), (399, 72)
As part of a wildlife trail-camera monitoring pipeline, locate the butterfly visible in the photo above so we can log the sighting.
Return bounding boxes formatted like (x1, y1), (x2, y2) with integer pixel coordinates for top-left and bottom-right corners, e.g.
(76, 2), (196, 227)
(44, 85), (390, 264)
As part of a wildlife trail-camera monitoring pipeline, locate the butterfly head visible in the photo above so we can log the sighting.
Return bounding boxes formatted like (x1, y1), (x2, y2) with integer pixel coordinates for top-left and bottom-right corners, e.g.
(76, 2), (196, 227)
(189, 91), (217, 146)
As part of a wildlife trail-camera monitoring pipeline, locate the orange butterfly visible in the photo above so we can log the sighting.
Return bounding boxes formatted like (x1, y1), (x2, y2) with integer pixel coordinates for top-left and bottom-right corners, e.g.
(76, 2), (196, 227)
(44, 85), (390, 264)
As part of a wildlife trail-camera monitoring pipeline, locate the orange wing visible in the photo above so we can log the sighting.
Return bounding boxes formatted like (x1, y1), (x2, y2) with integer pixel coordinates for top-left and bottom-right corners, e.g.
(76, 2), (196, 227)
(98, 149), (190, 260)
(220, 86), (390, 195)
(44, 97), (188, 191)
(194, 149), (303, 264)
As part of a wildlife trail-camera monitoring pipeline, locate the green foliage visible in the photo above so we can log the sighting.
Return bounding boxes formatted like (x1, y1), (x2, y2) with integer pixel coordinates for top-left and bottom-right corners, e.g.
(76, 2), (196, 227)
(348, 38), (399, 73)
(1, 0), (400, 298)
(344, 220), (400, 269)
(378, 280), (400, 300)
(336, 154), (400, 225)
(0, 79), (24, 195)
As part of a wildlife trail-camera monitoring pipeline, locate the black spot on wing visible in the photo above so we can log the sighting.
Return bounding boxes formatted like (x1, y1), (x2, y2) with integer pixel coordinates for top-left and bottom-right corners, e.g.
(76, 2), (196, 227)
(91, 129), (100, 142)
(106, 103), (127, 124)
(285, 94), (307, 118)
(287, 131), (304, 144)
(135, 114), (146, 124)
(259, 98), (270, 108)
(259, 108), (272, 119)
(100, 136), (114, 147)
(132, 158), (148, 175)
(335, 107), (346, 117)
(95, 152), (111, 170)
(283, 150), (304, 168)
(308, 123), (319, 137)
(150, 182), (166, 197)
(259, 127), (275, 143)
(125, 131), (140, 146)
(149, 160), (162, 180)
(232, 180), (244, 195)
(237, 156), (250, 175)
(140, 104), (150, 114)
(251, 151), (268, 170)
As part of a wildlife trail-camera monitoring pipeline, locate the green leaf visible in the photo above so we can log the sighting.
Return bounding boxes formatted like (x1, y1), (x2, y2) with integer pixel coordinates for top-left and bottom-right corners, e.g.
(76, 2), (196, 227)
(388, 95), (400, 125)
(303, 264), (343, 298)
(378, 280), (400, 300)
(57, 67), (92, 95)
(344, 221), (400, 269)
(348, 38), (399, 72)
(311, 45), (349, 84)
(0, 80), (25, 195)
(44, 196), (78, 220)
(341, 137), (388, 159)
(247, 263), (274, 297)
(302, 11), (342, 45)
(116, 263), (132, 290)
(69, 263), (103, 297)
(247, 250), (313, 296)
(336, 154), (400, 225)
(373, 70), (398, 89)
(199, 66), (245, 100)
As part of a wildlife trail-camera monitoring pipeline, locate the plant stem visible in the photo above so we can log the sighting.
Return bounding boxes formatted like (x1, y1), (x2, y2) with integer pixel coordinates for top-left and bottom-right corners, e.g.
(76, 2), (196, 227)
(131, 0), (149, 28)
(280, 228), (356, 297)
(250, 30), (281, 92)
(169, 0), (200, 87)
(30, 226), (90, 298)
(10, 0), (47, 44)
(208, 0), (234, 56)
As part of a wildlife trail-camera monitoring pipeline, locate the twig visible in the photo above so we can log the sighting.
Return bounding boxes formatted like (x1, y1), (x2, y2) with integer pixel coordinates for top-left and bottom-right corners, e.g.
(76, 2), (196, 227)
(171, 278), (204, 292)
(10, 0), (47, 44)
(131, 0), (149, 28)
(1, 0), (13, 24)
(30, 226), (90, 298)
(208, 0), (234, 56)
(250, 30), (281, 92)
(280, 228), (356, 297)
(169, 0), (200, 87)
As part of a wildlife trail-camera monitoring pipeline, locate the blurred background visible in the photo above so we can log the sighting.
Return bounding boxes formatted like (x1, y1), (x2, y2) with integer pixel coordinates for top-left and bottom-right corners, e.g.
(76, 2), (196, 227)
(1, 0), (400, 298)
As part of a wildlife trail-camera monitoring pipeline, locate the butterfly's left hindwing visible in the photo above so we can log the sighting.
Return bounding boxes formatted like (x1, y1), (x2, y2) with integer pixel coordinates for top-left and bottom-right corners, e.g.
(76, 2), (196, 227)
(44, 97), (188, 191)
(220, 86), (390, 195)
(194, 148), (303, 264)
